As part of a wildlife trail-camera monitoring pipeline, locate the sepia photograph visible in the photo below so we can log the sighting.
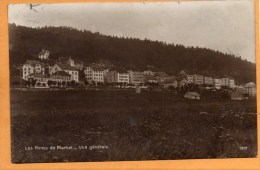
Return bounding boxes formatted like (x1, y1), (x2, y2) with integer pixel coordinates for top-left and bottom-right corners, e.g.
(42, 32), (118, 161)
(8, 0), (257, 163)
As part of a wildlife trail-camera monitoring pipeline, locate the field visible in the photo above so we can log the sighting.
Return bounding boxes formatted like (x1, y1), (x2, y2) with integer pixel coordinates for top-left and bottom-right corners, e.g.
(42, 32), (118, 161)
(10, 89), (257, 163)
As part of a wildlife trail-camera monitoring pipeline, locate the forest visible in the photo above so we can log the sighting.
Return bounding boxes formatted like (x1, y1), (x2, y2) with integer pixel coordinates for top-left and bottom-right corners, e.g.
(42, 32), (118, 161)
(8, 24), (256, 84)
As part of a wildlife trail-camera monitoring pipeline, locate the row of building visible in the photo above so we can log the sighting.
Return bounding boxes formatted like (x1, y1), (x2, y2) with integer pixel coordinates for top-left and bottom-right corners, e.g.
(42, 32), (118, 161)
(83, 63), (235, 89)
(20, 49), (256, 96)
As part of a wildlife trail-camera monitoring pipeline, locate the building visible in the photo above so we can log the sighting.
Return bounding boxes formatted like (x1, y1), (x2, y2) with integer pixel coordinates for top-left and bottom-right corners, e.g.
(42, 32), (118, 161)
(193, 74), (204, 85)
(184, 92), (200, 100)
(186, 75), (194, 84)
(22, 60), (43, 80)
(163, 77), (178, 88)
(213, 78), (221, 89)
(50, 63), (79, 82)
(91, 68), (108, 83)
(50, 71), (71, 82)
(106, 70), (118, 83)
(204, 76), (213, 85)
(244, 82), (256, 96)
(154, 72), (170, 83)
(144, 75), (158, 83)
(129, 71), (144, 85)
(178, 77), (188, 87)
(229, 79), (235, 88)
(221, 77), (235, 88)
(231, 88), (249, 100)
(177, 70), (188, 87)
(117, 71), (129, 84)
(221, 77), (229, 87)
(84, 63), (109, 83)
(67, 57), (84, 70)
(38, 49), (50, 60)
(27, 73), (49, 87)
(84, 65), (93, 82)
(143, 70), (154, 76)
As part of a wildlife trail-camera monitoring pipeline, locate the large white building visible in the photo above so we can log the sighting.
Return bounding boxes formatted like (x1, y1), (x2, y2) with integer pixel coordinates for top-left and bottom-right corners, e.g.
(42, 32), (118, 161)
(129, 71), (144, 85)
(117, 72), (129, 83)
(50, 63), (79, 82)
(244, 82), (256, 96)
(84, 64), (109, 83)
(221, 77), (235, 88)
(22, 60), (44, 80)
(193, 74), (204, 85)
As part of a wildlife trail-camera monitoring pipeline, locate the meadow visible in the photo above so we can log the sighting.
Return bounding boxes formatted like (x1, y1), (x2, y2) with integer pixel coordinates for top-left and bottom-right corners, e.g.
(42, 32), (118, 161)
(10, 89), (257, 163)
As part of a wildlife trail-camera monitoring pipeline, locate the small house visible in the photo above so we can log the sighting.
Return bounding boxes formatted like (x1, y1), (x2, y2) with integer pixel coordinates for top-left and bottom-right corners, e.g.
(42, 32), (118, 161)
(231, 88), (249, 100)
(163, 77), (178, 88)
(184, 92), (200, 100)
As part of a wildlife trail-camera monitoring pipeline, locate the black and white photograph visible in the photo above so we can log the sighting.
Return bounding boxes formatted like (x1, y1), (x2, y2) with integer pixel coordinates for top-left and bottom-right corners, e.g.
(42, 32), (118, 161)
(8, 0), (257, 163)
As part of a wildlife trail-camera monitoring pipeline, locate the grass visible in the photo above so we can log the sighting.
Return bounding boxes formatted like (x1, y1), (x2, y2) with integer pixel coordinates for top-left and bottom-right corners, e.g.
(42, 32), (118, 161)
(10, 89), (257, 163)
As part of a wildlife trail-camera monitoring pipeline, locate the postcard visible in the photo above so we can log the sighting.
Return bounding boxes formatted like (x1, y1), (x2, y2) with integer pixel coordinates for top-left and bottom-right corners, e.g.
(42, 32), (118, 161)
(7, 0), (257, 164)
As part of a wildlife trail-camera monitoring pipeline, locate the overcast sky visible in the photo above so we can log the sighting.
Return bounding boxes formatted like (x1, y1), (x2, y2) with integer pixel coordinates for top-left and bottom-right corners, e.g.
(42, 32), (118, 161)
(8, 0), (255, 63)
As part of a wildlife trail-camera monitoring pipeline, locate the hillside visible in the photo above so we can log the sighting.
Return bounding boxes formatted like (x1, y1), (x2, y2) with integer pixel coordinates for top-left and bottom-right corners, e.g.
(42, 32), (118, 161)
(8, 24), (256, 84)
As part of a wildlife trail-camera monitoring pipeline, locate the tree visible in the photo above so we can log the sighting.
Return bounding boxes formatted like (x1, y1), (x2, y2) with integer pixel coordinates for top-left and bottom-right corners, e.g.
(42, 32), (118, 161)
(71, 80), (76, 87)
(62, 81), (66, 87)
(84, 79), (88, 86)
(47, 80), (53, 87)
(32, 79), (37, 87)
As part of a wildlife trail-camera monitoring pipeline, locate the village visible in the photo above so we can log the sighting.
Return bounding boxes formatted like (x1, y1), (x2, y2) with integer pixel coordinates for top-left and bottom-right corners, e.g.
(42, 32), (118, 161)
(16, 49), (256, 100)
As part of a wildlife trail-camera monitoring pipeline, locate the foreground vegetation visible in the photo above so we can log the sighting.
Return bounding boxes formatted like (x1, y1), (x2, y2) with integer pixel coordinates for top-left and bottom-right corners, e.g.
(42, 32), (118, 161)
(11, 90), (257, 163)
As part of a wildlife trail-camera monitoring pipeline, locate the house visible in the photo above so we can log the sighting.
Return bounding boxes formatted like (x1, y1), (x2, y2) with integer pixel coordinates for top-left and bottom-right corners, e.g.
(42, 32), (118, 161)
(177, 70), (188, 87)
(27, 73), (49, 87)
(184, 92), (200, 100)
(50, 63), (79, 82)
(143, 70), (154, 76)
(154, 72), (170, 83)
(50, 71), (71, 82)
(144, 75), (158, 83)
(193, 74), (204, 85)
(186, 75), (194, 84)
(22, 60), (43, 80)
(74, 60), (84, 70)
(229, 79), (235, 88)
(106, 70), (118, 83)
(91, 67), (109, 83)
(221, 77), (235, 88)
(84, 65), (93, 82)
(38, 49), (50, 60)
(163, 77), (178, 88)
(221, 77), (229, 86)
(67, 57), (84, 70)
(129, 70), (144, 85)
(231, 88), (249, 100)
(244, 82), (256, 96)
(178, 77), (188, 87)
(84, 63), (109, 83)
(204, 76), (213, 85)
(117, 71), (129, 84)
(213, 78), (221, 89)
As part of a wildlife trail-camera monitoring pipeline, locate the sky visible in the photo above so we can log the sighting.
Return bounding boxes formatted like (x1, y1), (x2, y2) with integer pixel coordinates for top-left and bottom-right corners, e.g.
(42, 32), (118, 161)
(8, 0), (256, 63)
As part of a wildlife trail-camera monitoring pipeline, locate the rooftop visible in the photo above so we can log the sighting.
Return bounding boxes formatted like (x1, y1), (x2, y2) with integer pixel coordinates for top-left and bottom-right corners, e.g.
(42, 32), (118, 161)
(57, 63), (78, 71)
(52, 71), (71, 77)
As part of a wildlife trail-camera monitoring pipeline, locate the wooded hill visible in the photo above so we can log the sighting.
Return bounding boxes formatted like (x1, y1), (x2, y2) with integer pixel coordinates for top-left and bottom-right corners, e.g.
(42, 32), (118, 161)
(9, 24), (256, 84)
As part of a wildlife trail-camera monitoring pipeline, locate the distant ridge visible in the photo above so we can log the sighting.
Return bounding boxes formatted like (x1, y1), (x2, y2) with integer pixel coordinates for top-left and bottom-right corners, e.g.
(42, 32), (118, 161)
(8, 24), (256, 84)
